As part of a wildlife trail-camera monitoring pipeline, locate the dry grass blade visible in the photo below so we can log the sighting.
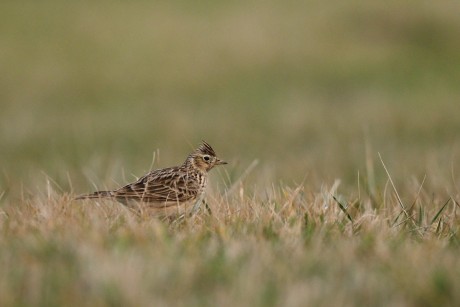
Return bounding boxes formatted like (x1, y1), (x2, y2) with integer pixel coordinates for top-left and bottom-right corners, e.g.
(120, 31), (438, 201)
(454, 199), (460, 209)
(279, 185), (303, 214)
(225, 159), (259, 196)
(378, 153), (422, 235)
(411, 174), (427, 211)
(378, 153), (409, 219)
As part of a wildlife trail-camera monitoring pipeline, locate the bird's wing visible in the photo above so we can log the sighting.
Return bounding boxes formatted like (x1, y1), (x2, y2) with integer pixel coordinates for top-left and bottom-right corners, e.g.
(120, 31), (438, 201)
(112, 167), (201, 205)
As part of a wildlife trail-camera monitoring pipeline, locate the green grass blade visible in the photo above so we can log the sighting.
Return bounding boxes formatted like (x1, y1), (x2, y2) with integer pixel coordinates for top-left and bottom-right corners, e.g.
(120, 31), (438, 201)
(436, 218), (442, 234)
(430, 198), (451, 225)
(391, 210), (404, 227)
(332, 195), (353, 223)
(418, 205), (424, 226)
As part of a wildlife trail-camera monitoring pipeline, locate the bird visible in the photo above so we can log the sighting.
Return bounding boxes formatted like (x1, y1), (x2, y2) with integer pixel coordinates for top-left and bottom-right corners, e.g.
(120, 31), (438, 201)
(75, 141), (227, 218)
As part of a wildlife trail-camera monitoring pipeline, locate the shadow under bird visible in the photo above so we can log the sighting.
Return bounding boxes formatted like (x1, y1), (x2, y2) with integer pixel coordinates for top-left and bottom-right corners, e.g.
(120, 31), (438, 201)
(75, 141), (227, 218)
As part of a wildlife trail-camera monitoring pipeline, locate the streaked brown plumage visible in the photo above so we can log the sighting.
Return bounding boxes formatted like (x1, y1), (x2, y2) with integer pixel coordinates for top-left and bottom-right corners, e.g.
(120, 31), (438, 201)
(75, 141), (227, 218)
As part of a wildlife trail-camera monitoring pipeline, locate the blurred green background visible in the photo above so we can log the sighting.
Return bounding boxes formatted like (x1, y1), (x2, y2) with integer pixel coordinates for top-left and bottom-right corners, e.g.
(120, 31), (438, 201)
(1, 1), (459, 199)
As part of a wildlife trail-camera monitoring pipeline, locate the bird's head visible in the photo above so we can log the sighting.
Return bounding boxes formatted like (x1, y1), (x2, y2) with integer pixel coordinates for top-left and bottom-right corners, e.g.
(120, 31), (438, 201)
(186, 141), (227, 172)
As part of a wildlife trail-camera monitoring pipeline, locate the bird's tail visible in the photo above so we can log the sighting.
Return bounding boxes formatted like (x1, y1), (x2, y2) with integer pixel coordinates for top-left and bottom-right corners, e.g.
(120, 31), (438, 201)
(75, 190), (113, 200)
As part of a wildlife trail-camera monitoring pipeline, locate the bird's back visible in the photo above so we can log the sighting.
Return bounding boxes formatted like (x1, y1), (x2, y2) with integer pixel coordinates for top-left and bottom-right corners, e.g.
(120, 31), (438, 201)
(112, 166), (207, 205)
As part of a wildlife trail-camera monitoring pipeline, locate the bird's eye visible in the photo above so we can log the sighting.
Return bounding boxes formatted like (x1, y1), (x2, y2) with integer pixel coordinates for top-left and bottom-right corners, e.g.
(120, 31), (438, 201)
(203, 155), (211, 162)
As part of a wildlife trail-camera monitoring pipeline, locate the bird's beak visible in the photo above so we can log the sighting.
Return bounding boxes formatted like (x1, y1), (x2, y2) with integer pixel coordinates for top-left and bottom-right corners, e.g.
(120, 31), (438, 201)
(215, 158), (228, 165)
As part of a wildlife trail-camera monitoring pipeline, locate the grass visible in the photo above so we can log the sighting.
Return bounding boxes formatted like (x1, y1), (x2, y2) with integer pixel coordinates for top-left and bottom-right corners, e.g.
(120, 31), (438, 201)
(1, 175), (459, 306)
(1, 0), (460, 306)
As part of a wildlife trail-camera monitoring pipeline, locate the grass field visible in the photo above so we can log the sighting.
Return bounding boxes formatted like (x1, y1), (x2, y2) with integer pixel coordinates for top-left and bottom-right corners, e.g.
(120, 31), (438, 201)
(1, 1), (460, 306)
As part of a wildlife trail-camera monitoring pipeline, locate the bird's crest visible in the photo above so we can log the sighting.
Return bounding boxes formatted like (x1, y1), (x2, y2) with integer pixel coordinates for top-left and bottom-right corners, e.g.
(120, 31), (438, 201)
(196, 141), (216, 156)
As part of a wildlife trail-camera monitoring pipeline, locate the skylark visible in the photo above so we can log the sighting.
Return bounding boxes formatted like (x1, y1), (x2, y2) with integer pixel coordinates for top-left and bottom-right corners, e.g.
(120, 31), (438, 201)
(76, 141), (227, 218)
